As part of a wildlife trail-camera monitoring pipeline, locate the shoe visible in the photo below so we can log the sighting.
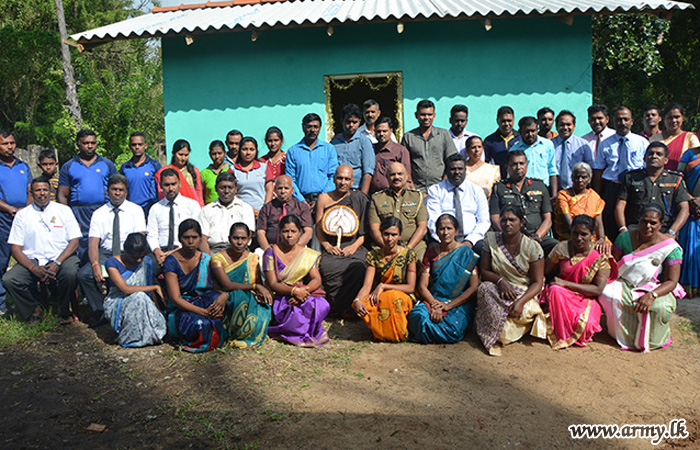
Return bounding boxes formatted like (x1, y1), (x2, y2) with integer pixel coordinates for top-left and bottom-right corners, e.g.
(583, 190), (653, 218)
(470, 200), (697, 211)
(87, 313), (108, 329)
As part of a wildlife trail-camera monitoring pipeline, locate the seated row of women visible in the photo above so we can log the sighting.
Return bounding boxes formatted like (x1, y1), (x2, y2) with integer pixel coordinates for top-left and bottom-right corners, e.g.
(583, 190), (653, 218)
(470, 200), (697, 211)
(103, 203), (684, 355)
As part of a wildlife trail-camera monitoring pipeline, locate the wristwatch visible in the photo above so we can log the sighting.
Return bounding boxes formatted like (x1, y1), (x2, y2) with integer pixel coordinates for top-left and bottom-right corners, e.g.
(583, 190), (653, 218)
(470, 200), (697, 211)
(668, 229), (677, 238)
(650, 291), (658, 299)
(50, 259), (62, 267)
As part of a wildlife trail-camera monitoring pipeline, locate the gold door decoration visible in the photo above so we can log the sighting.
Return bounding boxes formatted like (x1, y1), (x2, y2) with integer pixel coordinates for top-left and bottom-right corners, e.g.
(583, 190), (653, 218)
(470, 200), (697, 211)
(324, 72), (403, 142)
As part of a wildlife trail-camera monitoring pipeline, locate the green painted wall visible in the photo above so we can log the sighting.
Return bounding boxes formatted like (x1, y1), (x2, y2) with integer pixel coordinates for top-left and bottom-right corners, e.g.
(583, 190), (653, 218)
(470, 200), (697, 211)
(162, 16), (592, 167)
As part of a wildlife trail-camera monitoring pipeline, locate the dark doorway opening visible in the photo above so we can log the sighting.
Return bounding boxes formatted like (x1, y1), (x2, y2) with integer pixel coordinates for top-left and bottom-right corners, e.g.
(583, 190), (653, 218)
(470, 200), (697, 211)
(324, 72), (403, 141)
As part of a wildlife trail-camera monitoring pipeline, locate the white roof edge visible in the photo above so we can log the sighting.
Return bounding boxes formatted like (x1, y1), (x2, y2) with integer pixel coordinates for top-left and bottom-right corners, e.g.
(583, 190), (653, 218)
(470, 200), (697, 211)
(70, 0), (694, 44)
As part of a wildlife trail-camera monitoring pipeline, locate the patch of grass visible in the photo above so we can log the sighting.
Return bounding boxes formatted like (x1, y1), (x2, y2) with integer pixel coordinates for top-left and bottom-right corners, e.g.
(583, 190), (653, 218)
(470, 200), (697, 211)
(675, 317), (699, 343)
(0, 313), (59, 348)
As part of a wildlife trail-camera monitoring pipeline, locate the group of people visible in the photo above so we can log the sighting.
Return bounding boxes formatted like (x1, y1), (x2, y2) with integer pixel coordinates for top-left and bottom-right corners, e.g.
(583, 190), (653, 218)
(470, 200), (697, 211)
(0, 97), (695, 355)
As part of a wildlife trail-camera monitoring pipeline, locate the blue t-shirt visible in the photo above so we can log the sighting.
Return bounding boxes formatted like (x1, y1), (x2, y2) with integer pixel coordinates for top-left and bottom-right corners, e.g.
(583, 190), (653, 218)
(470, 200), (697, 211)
(120, 156), (162, 209)
(0, 158), (31, 207)
(59, 155), (117, 205)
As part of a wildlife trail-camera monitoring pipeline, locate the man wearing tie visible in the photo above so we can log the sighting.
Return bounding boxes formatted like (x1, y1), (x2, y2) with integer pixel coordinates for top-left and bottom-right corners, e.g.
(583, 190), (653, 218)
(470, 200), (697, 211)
(582, 104), (615, 160)
(426, 154), (490, 248)
(147, 168), (202, 265)
(593, 106), (649, 240)
(77, 174), (146, 327)
(551, 111), (594, 191)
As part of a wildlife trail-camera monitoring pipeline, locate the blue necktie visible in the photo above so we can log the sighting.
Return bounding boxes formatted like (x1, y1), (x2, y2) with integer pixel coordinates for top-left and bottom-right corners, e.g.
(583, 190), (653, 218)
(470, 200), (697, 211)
(560, 139), (569, 188)
(617, 137), (628, 183)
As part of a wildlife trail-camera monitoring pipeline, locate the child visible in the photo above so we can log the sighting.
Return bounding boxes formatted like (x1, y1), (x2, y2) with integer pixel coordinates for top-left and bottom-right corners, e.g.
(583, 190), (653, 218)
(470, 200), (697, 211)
(38, 149), (59, 201)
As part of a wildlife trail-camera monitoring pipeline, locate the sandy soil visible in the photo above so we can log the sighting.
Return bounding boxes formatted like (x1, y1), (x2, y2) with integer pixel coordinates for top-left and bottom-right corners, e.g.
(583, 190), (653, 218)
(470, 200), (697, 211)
(1, 298), (699, 450)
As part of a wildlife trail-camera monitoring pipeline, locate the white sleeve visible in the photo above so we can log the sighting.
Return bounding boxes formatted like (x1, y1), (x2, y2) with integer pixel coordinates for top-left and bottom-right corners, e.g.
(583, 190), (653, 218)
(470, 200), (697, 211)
(466, 186), (490, 244)
(146, 205), (159, 251)
(88, 208), (102, 239)
(64, 208), (82, 241)
(199, 208), (211, 237)
(7, 211), (25, 246)
(425, 184), (442, 241)
(134, 205), (147, 233)
(243, 204), (256, 232)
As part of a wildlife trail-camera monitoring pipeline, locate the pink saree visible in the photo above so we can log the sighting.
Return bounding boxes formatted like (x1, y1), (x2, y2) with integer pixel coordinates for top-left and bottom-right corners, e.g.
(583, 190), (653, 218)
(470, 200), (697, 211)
(543, 249), (616, 349)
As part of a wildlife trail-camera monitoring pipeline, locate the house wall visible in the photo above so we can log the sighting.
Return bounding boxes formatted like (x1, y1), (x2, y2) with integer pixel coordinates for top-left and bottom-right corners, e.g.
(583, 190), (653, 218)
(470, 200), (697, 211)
(162, 16), (592, 167)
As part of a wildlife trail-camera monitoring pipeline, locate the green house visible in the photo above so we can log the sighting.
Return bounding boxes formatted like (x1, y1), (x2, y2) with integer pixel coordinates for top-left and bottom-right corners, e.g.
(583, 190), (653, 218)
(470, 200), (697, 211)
(71, 0), (692, 167)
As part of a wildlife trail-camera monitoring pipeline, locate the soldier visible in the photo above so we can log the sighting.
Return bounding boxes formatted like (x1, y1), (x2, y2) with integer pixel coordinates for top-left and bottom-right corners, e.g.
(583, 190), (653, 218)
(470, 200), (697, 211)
(490, 150), (558, 255)
(615, 141), (690, 236)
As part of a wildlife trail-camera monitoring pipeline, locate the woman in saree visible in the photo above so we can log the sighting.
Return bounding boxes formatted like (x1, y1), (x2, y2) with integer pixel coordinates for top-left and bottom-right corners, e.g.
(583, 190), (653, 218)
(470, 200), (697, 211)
(104, 233), (167, 348)
(554, 162), (608, 250)
(407, 214), (479, 344)
(677, 140), (700, 297)
(163, 219), (227, 352)
(463, 136), (501, 198)
(599, 204), (685, 352)
(352, 216), (417, 342)
(650, 103), (700, 171)
(476, 205), (546, 356)
(264, 214), (330, 347)
(155, 139), (205, 206)
(542, 215), (614, 349)
(211, 222), (273, 348)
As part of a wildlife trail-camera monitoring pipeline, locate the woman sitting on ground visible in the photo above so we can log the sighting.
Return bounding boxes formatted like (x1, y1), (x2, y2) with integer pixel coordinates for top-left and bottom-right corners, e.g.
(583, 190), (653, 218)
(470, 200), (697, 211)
(352, 216), (417, 342)
(407, 214), (480, 344)
(163, 219), (227, 352)
(103, 233), (167, 348)
(542, 215), (615, 350)
(599, 204), (685, 352)
(475, 205), (546, 356)
(554, 162), (608, 251)
(211, 222), (273, 348)
(263, 215), (330, 347)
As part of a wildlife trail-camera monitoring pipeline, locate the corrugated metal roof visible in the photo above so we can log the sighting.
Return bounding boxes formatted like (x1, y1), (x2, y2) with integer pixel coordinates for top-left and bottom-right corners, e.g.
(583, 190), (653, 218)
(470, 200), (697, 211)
(70, 0), (693, 46)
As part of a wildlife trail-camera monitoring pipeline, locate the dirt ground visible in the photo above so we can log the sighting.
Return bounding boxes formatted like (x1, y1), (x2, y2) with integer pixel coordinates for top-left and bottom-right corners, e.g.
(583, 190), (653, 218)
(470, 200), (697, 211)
(1, 298), (699, 450)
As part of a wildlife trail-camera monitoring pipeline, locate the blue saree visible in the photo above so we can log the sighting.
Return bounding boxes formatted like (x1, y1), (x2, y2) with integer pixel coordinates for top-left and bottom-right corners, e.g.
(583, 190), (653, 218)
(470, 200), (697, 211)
(163, 253), (225, 353)
(408, 245), (479, 344)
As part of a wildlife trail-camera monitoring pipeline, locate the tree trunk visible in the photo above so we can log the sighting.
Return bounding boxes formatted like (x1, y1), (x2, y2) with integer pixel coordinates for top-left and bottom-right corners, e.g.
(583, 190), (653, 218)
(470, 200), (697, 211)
(54, 0), (82, 129)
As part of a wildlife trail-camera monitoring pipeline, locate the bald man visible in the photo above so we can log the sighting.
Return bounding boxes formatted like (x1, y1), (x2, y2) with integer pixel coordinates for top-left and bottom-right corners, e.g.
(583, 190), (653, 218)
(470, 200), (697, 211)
(369, 162), (428, 260)
(257, 175), (313, 250)
(316, 165), (369, 317)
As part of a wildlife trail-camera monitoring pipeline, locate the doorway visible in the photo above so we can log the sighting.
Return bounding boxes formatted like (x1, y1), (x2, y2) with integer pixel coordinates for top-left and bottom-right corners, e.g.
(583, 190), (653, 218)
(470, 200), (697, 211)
(324, 72), (403, 141)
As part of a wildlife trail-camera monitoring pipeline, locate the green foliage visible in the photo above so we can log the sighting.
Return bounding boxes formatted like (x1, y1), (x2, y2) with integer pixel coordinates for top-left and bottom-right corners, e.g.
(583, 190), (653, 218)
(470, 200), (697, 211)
(0, 0), (163, 164)
(0, 314), (59, 348)
(593, 5), (700, 132)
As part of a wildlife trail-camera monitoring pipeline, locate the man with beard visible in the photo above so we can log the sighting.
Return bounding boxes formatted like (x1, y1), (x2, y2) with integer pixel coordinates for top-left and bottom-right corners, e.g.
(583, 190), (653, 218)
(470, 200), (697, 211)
(484, 106), (519, 180)
(225, 129), (243, 166)
(510, 116), (559, 198)
(537, 107), (558, 140)
(449, 104), (477, 156)
(331, 104), (375, 195)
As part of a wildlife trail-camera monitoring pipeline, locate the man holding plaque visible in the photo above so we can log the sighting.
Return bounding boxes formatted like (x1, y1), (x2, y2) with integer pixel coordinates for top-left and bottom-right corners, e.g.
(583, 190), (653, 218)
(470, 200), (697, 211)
(315, 165), (368, 317)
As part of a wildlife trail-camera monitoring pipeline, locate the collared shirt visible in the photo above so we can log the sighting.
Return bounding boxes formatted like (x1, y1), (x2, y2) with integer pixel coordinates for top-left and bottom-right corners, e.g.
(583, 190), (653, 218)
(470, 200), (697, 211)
(230, 160), (268, 210)
(484, 130), (520, 179)
(639, 130), (661, 140)
(88, 200), (146, 252)
(59, 154), (117, 205)
(582, 127), (616, 159)
(119, 155), (162, 211)
(401, 126), (457, 193)
(199, 196), (255, 247)
(426, 178), (490, 243)
(490, 178), (552, 235)
(286, 139), (338, 202)
(146, 194), (201, 250)
(0, 157), (31, 207)
(200, 163), (230, 205)
(593, 133), (649, 183)
(369, 187), (427, 246)
(449, 128), (481, 160)
(370, 141), (413, 194)
(357, 123), (398, 144)
(620, 168), (691, 231)
(8, 201), (81, 265)
(256, 197), (312, 244)
(511, 136), (558, 186)
(331, 132), (376, 189)
(551, 135), (594, 189)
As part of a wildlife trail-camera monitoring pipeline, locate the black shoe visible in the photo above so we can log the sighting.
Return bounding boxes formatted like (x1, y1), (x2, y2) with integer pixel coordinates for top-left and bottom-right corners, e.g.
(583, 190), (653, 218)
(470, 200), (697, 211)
(87, 313), (108, 329)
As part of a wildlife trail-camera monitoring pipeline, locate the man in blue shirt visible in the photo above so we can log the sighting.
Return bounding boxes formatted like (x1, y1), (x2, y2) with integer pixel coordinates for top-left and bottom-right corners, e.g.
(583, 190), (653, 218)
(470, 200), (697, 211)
(330, 104), (375, 195)
(0, 130), (32, 315)
(511, 116), (559, 198)
(58, 129), (117, 263)
(119, 132), (161, 216)
(484, 106), (520, 180)
(551, 111), (594, 191)
(286, 113), (338, 212)
(593, 106), (649, 240)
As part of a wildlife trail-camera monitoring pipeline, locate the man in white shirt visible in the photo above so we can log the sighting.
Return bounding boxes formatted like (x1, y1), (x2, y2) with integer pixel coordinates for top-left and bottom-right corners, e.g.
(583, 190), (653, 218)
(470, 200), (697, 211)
(200, 171), (255, 254)
(426, 154), (490, 247)
(582, 104), (616, 159)
(147, 168), (201, 265)
(77, 174), (147, 326)
(357, 99), (397, 144)
(448, 104), (478, 158)
(3, 177), (80, 322)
